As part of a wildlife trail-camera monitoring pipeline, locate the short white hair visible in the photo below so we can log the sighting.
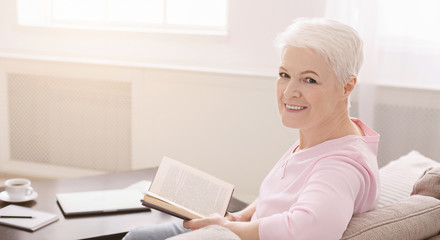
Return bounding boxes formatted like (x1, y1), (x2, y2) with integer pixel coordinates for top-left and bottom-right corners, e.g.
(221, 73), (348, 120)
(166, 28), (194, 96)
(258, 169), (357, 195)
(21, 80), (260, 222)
(276, 18), (364, 85)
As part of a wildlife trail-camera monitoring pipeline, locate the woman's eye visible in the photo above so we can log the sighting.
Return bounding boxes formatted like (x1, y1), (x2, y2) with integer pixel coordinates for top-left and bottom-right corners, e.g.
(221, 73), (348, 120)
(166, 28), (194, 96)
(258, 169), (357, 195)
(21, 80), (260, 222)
(279, 72), (290, 78)
(305, 77), (317, 84)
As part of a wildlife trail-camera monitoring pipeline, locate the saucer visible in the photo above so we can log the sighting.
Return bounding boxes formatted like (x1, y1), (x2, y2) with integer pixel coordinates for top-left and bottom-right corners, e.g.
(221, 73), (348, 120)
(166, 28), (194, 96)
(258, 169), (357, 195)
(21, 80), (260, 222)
(0, 191), (38, 203)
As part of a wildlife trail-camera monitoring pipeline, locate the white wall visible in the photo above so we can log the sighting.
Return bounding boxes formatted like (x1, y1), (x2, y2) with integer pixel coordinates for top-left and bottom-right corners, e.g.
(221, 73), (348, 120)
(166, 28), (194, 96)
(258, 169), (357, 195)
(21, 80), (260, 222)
(143, 69), (297, 202)
(0, 0), (327, 202)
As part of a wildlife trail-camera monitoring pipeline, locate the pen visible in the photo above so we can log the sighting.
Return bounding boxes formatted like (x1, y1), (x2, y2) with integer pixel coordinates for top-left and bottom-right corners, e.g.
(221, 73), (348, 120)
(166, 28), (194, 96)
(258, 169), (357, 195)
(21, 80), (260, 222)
(0, 215), (34, 219)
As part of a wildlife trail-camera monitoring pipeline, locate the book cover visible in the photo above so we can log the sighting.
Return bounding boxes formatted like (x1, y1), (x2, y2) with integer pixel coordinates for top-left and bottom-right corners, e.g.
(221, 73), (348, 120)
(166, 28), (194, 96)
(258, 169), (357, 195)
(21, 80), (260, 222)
(0, 204), (59, 231)
(143, 156), (234, 220)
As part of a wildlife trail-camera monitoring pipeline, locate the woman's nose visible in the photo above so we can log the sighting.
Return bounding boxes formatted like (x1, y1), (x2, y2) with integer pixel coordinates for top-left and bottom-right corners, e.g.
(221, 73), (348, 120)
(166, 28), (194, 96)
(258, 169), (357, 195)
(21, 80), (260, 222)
(284, 80), (301, 98)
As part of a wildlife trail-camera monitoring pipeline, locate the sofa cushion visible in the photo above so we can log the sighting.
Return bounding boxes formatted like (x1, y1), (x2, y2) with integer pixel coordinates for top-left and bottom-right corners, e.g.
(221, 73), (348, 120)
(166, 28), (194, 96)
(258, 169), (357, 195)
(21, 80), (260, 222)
(341, 195), (440, 240)
(378, 151), (440, 207)
(411, 166), (440, 199)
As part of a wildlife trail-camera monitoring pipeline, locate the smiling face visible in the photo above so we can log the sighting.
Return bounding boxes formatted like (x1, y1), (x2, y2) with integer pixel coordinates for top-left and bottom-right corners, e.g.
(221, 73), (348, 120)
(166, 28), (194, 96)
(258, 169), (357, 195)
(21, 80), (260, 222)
(277, 46), (348, 130)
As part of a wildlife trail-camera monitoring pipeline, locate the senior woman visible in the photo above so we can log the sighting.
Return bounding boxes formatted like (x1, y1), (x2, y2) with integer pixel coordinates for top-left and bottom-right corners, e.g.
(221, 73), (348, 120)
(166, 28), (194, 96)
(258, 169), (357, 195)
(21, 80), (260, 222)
(124, 18), (380, 240)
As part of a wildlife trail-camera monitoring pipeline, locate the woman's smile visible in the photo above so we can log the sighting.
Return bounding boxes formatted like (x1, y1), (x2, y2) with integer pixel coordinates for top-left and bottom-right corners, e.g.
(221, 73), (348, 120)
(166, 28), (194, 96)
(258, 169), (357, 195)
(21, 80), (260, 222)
(285, 104), (307, 111)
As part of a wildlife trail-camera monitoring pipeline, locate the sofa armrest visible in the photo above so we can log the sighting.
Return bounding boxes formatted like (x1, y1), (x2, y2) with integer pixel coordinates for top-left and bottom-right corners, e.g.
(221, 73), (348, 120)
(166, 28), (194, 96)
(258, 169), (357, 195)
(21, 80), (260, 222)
(341, 195), (440, 240)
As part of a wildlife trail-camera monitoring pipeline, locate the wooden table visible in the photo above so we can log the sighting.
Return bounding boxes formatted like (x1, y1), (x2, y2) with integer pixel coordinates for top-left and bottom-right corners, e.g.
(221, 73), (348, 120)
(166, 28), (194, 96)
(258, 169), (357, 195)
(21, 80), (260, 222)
(0, 168), (247, 240)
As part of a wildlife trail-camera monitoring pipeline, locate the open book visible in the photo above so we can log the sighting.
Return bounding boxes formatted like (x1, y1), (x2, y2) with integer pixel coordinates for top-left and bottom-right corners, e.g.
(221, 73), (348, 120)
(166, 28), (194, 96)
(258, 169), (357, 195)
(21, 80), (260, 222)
(142, 156), (234, 220)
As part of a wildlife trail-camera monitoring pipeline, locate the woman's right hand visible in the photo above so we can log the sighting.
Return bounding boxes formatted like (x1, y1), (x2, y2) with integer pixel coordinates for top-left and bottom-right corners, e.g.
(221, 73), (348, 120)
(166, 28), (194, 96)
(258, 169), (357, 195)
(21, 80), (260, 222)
(225, 212), (243, 222)
(226, 198), (258, 222)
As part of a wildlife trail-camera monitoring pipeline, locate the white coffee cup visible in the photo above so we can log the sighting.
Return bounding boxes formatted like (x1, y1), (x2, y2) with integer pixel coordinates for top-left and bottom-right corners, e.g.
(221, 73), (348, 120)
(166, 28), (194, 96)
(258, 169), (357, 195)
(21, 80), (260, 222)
(4, 178), (34, 201)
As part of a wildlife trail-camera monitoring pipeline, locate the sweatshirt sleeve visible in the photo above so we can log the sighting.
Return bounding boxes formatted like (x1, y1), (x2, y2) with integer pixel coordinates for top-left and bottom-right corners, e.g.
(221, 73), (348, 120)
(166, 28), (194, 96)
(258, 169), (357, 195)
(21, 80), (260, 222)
(258, 157), (367, 240)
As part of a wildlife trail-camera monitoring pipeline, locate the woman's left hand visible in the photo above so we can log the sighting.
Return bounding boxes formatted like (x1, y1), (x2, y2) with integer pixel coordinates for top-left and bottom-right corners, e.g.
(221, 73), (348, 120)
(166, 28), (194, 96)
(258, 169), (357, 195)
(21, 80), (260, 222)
(183, 213), (228, 230)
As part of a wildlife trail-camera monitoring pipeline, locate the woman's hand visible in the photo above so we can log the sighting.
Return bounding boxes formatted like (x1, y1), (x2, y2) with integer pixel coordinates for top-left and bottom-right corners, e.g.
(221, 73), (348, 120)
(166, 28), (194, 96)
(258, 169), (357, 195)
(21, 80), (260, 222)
(183, 213), (261, 240)
(225, 211), (242, 221)
(183, 211), (245, 230)
(183, 213), (228, 230)
(183, 201), (260, 239)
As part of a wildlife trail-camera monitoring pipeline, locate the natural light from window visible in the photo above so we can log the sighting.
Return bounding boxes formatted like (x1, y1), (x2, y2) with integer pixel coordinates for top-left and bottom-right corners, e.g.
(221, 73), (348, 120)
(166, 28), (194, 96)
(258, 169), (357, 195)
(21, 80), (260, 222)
(377, 0), (440, 49)
(374, 0), (440, 88)
(17, 0), (228, 34)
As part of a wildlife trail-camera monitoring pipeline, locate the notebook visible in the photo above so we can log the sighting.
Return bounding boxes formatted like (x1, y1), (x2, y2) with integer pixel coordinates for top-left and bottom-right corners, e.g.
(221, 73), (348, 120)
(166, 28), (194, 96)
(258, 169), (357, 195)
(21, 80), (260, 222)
(0, 204), (59, 231)
(56, 181), (151, 216)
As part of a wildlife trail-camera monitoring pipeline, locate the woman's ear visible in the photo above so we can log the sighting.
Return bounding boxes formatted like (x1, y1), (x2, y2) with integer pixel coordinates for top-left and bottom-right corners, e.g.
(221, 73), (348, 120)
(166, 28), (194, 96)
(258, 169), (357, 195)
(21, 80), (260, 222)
(343, 76), (357, 96)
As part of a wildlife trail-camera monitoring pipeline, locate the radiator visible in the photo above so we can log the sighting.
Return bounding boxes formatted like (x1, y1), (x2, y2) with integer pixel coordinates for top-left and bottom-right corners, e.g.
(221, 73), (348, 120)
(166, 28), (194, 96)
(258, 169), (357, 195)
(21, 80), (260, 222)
(352, 86), (440, 167)
(374, 103), (440, 167)
(6, 73), (131, 171)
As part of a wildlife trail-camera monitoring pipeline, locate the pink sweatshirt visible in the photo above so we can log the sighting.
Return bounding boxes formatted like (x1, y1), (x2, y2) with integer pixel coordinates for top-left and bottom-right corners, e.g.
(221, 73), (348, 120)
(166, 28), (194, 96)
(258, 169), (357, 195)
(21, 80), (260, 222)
(252, 119), (380, 240)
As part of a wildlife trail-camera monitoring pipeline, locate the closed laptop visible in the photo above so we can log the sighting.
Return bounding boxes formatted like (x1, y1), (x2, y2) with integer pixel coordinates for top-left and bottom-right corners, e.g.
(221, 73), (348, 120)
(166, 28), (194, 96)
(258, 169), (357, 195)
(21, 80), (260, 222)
(56, 189), (149, 216)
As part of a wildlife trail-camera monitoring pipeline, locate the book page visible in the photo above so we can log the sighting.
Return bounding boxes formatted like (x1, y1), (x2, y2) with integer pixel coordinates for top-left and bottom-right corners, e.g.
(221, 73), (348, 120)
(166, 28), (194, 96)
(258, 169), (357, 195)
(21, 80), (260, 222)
(143, 192), (203, 219)
(149, 156), (234, 217)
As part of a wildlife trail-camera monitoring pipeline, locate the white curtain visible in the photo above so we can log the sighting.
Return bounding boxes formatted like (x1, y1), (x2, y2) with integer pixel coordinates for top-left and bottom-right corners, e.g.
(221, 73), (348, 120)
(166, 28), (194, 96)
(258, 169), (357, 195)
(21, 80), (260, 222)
(325, 0), (440, 163)
(326, 0), (440, 86)
(326, 0), (440, 113)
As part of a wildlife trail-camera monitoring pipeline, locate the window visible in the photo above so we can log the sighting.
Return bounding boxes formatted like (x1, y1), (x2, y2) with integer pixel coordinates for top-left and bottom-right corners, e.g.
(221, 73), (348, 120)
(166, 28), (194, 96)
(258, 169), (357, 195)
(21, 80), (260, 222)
(17, 0), (229, 34)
